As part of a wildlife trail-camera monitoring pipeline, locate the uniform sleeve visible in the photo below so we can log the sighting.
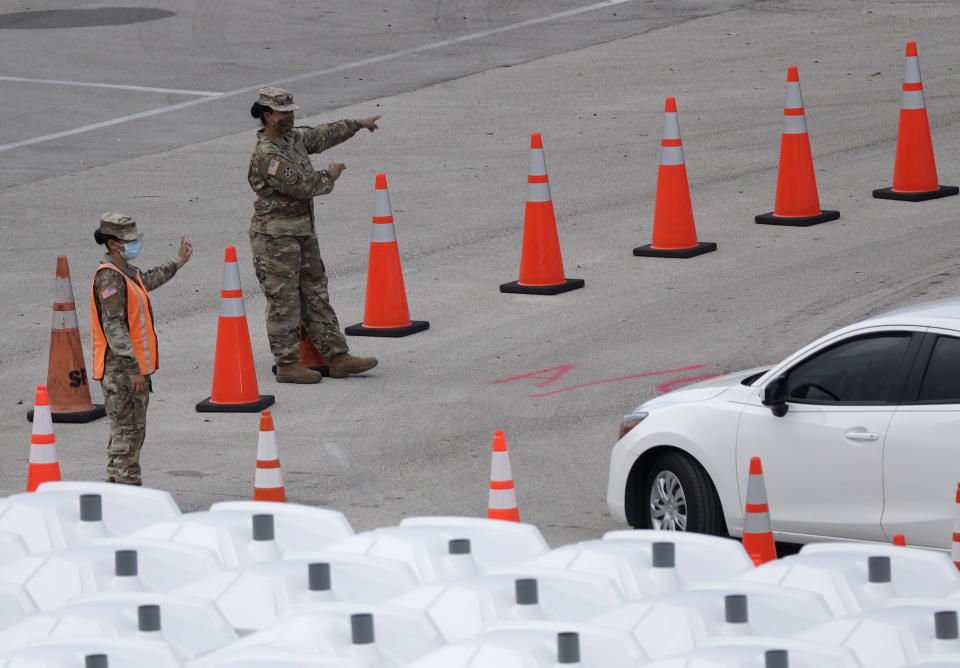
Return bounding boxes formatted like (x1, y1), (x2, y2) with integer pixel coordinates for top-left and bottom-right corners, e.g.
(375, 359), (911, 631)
(140, 259), (182, 292)
(256, 152), (340, 200)
(94, 270), (140, 373)
(300, 119), (362, 154)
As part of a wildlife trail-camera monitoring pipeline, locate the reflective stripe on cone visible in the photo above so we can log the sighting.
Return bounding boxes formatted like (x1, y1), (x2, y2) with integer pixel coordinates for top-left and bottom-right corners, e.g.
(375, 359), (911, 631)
(488, 430), (519, 522)
(741, 457), (776, 566)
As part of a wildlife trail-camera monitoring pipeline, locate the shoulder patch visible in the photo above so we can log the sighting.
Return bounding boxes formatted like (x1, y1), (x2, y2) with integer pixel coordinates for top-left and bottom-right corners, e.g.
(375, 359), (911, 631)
(100, 286), (118, 299)
(267, 159), (280, 176)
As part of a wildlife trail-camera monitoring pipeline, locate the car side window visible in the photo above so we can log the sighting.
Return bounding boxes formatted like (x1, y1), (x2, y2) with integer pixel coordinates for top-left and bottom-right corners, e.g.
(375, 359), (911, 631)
(918, 336), (960, 403)
(785, 333), (911, 404)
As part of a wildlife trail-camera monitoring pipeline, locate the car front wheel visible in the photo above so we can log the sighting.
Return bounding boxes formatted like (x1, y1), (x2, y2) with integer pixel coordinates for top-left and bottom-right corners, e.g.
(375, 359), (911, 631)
(640, 451), (726, 536)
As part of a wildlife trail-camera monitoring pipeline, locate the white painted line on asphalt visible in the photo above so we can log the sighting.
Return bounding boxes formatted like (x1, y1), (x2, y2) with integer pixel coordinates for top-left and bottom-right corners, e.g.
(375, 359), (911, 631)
(0, 75), (223, 96)
(0, 0), (633, 154)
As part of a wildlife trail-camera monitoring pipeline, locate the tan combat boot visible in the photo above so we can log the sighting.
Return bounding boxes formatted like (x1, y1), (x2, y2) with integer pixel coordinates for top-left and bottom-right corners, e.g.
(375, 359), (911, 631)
(328, 353), (378, 378)
(276, 362), (323, 384)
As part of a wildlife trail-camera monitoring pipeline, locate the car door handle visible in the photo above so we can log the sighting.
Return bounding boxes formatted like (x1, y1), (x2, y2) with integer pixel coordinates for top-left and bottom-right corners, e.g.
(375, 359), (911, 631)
(845, 429), (880, 442)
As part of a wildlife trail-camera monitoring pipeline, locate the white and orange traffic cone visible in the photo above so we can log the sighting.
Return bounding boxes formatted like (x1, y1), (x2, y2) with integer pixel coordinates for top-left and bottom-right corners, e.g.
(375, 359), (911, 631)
(196, 246), (274, 412)
(634, 97), (716, 258)
(29, 257), (106, 423)
(952, 483), (960, 572)
(755, 66), (839, 226)
(488, 430), (519, 522)
(873, 41), (958, 202)
(500, 132), (584, 295)
(892, 534), (906, 546)
(27, 385), (62, 492)
(345, 173), (429, 337)
(254, 410), (285, 502)
(742, 457), (777, 566)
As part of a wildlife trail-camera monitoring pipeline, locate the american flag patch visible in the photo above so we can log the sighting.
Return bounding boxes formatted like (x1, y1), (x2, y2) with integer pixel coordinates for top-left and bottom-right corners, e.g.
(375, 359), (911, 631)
(100, 286), (118, 299)
(267, 159), (280, 176)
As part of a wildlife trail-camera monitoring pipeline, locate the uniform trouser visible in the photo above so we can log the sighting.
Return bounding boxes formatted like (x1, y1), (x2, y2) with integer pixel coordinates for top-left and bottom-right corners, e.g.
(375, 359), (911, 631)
(250, 232), (349, 365)
(100, 352), (149, 484)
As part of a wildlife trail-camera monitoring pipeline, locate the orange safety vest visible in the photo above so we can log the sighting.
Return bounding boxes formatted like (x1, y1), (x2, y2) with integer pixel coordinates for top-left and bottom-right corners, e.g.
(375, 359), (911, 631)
(90, 262), (159, 379)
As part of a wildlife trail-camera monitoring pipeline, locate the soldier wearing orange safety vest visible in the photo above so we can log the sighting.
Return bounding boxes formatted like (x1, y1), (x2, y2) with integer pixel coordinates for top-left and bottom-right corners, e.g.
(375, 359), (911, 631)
(90, 213), (193, 485)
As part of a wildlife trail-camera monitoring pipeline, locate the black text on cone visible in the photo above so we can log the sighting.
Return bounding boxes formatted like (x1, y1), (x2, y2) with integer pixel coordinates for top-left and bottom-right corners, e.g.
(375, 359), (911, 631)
(500, 132), (583, 295)
(29, 256), (105, 423)
(345, 173), (429, 337)
(196, 246), (274, 412)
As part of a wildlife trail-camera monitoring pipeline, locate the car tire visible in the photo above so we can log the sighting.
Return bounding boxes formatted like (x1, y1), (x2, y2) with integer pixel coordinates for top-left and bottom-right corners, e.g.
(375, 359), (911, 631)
(639, 451), (726, 536)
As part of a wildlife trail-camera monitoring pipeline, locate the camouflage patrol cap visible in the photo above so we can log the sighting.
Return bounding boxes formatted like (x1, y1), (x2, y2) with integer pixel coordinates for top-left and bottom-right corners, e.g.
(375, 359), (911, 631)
(257, 87), (299, 112)
(98, 213), (139, 242)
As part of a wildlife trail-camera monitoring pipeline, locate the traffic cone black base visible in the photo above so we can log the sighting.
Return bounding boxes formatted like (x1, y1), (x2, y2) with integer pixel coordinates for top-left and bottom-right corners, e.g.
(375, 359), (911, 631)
(872, 185), (958, 202)
(499, 277), (584, 295)
(345, 320), (429, 338)
(271, 364), (330, 376)
(196, 395), (274, 413)
(633, 241), (717, 258)
(28, 405), (106, 424)
(755, 209), (839, 227)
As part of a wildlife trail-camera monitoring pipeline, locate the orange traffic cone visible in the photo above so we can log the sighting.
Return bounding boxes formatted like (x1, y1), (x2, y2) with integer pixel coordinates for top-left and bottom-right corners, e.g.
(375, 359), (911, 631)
(952, 483), (960, 572)
(488, 430), (519, 522)
(873, 42), (957, 202)
(254, 410), (285, 502)
(196, 246), (274, 413)
(500, 132), (584, 295)
(271, 323), (330, 377)
(27, 385), (62, 492)
(27, 257), (106, 423)
(756, 66), (840, 227)
(742, 457), (777, 566)
(634, 97), (717, 258)
(892, 534), (906, 546)
(345, 173), (429, 337)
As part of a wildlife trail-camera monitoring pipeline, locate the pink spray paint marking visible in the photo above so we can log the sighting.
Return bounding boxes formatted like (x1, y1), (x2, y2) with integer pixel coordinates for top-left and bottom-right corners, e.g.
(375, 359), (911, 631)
(492, 365), (577, 388)
(657, 374), (719, 393)
(527, 365), (709, 398)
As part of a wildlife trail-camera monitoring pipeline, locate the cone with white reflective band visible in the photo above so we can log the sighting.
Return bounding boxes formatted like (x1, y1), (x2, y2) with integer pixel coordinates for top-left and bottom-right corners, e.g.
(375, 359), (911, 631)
(500, 132), (584, 295)
(488, 430), (519, 522)
(28, 257), (105, 423)
(254, 410), (285, 502)
(270, 323), (331, 376)
(742, 457), (776, 566)
(345, 173), (429, 337)
(873, 41), (958, 202)
(196, 246), (274, 412)
(27, 385), (62, 492)
(634, 97), (716, 258)
(951, 483), (960, 572)
(756, 66), (839, 227)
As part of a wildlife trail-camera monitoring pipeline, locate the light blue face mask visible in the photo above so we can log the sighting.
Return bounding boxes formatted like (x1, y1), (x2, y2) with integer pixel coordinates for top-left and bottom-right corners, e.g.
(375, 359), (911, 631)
(120, 239), (142, 261)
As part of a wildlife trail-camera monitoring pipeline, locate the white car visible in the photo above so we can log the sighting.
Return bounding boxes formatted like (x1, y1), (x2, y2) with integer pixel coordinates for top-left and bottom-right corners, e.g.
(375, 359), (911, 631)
(606, 297), (960, 549)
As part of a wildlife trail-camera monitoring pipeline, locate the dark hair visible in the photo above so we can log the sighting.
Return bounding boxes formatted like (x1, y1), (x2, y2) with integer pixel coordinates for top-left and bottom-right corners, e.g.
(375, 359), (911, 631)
(250, 102), (273, 126)
(94, 229), (120, 245)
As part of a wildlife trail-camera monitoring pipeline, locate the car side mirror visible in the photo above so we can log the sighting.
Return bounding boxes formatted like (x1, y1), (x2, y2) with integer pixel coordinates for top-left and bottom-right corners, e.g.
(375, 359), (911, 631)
(762, 375), (789, 417)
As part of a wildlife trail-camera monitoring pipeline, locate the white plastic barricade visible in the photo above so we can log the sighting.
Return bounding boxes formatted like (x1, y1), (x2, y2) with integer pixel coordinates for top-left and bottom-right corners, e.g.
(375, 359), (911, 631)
(181, 555), (422, 633)
(389, 570), (625, 642)
(0, 540), (221, 611)
(407, 620), (647, 668)
(641, 636), (862, 667)
(0, 533), (29, 566)
(192, 604), (444, 667)
(324, 523), (544, 583)
(591, 582), (833, 660)
(0, 592), (237, 658)
(186, 650), (363, 666)
(135, 506), (352, 568)
(398, 517), (550, 567)
(800, 599), (960, 667)
(0, 637), (182, 667)
(740, 544), (959, 615)
(601, 531), (755, 584)
(36, 481), (182, 531)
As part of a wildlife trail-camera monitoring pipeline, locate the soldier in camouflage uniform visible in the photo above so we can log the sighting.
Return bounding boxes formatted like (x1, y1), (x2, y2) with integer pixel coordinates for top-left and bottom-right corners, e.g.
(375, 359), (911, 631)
(248, 86), (380, 383)
(90, 213), (193, 485)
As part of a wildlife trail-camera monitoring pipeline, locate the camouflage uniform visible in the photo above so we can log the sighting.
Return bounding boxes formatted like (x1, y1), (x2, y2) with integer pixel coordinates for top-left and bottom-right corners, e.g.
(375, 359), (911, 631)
(247, 88), (363, 365)
(93, 251), (183, 484)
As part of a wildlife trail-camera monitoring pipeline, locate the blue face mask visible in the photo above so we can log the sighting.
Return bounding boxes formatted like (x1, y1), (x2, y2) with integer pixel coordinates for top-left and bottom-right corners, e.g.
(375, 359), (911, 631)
(120, 240), (142, 261)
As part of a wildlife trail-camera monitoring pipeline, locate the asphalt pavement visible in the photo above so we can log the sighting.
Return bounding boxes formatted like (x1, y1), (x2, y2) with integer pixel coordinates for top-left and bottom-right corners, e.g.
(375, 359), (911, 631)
(1, 0), (958, 546)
